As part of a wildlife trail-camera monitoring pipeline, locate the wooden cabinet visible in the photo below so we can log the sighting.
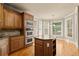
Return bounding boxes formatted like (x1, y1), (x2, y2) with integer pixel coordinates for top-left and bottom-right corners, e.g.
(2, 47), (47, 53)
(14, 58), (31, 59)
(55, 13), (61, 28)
(18, 36), (25, 49)
(0, 4), (4, 29)
(14, 12), (22, 29)
(35, 38), (56, 56)
(22, 12), (33, 20)
(4, 7), (15, 29)
(3, 5), (22, 29)
(9, 36), (24, 53)
(35, 45), (44, 56)
(10, 37), (18, 52)
(0, 4), (22, 29)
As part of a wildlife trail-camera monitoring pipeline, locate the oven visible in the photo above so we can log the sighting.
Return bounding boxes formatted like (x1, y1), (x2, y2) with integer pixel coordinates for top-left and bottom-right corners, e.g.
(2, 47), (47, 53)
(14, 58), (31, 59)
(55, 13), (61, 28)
(24, 20), (33, 45)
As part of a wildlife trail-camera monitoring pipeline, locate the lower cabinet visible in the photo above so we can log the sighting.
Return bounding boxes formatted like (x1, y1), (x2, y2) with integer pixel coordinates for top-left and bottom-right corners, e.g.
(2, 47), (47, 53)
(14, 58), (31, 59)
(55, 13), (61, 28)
(35, 45), (44, 56)
(9, 36), (24, 53)
(35, 38), (56, 56)
(18, 36), (25, 49)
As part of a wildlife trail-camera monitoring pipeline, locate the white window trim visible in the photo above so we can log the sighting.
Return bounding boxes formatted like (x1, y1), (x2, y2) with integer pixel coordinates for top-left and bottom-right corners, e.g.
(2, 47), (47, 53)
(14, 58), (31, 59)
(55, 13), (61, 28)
(65, 15), (73, 40)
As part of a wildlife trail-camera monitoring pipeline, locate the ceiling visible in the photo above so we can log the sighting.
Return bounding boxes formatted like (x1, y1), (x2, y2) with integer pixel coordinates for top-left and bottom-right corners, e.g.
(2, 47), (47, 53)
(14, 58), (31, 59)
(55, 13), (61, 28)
(8, 3), (79, 20)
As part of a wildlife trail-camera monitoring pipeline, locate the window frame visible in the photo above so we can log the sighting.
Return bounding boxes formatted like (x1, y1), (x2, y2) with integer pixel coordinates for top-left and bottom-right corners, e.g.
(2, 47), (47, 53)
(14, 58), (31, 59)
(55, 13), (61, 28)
(52, 20), (64, 38)
(65, 16), (73, 39)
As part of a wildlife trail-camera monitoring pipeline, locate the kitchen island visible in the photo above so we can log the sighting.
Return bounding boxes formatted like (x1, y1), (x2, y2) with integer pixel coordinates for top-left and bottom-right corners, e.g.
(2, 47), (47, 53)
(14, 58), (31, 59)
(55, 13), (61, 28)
(35, 38), (56, 56)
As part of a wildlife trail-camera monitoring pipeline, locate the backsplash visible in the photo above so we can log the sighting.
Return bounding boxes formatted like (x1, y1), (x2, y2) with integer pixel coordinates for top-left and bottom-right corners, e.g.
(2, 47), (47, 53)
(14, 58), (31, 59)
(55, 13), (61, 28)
(0, 30), (20, 37)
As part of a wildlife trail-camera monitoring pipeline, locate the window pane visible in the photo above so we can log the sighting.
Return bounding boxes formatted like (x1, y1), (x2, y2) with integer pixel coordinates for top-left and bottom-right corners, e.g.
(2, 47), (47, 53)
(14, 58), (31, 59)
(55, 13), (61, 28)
(42, 20), (50, 38)
(67, 19), (72, 37)
(38, 20), (42, 38)
(53, 22), (61, 35)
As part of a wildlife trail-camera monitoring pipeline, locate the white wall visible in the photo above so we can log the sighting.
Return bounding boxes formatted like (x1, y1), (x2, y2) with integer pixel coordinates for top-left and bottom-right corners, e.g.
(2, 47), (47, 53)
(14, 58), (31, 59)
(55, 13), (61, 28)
(64, 7), (78, 48)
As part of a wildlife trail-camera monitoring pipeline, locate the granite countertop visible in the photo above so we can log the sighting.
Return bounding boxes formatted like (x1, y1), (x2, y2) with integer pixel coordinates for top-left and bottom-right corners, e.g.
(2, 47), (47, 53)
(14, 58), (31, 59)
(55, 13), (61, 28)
(0, 35), (24, 40)
(0, 37), (9, 40)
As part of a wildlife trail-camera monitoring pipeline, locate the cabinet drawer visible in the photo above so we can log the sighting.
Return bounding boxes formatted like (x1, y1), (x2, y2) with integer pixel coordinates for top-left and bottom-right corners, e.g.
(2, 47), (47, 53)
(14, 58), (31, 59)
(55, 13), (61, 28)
(35, 39), (43, 45)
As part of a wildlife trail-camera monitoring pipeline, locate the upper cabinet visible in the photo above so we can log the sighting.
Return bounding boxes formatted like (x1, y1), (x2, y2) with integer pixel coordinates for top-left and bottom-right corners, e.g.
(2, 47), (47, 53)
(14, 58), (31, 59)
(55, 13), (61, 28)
(22, 12), (33, 20)
(0, 4), (33, 29)
(4, 7), (15, 29)
(14, 12), (22, 29)
(3, 5), (22, 29)
(0, 4), (4, 29)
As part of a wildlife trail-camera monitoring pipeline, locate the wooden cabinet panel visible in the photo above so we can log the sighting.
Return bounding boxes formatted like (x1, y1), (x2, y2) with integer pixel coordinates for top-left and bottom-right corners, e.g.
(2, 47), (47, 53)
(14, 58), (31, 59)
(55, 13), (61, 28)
(0, 4), (22, 29)
(14, 12), (22, 29)
(10, 37), (18, 52)
(3, 5), (22, 29)
(4, 7), (15, 29)
(35, 45), (44, 56)
(9, 36), (24, 53)
(43, 40), (53, 56)
(35, 38), (56, 56)
(22, 12), (33, 20)
(0, 4), (4, 29)
(19, 37), (24, 49)
(35, 39), (43, 46)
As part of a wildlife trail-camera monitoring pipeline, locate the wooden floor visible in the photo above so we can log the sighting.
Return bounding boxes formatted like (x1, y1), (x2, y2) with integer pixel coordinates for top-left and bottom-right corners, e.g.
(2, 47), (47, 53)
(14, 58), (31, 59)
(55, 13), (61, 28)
(56, 40), (79, 56)
(9, 45), (34, 56)
(9, 40), (79, 56)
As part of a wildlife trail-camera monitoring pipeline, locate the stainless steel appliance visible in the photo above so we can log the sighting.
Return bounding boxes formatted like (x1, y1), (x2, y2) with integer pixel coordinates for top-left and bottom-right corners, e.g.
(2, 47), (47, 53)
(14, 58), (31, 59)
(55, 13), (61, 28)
(24, 20), (33, 45)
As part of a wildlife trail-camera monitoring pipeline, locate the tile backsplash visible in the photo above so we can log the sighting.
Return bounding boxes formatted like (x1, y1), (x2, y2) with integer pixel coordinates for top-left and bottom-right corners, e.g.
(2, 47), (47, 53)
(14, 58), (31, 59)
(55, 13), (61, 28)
(0, 30), (20, 37)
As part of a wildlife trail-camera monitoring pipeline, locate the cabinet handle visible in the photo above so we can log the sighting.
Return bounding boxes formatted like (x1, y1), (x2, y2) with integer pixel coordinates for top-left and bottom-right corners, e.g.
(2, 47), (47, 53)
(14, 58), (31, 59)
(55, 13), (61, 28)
(47, 43), (49, 47)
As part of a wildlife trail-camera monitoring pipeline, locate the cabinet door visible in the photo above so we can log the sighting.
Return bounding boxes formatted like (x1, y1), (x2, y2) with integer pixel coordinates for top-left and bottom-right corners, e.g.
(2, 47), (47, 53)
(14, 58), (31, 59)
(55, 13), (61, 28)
(4, 7), (15, 29)
(35, 45), (44, 56)
(15, 12), (22, 29)
(24, 13), (30, 20)
(0, 4), (4, 29)
(44, 40), (53, 56)
(23, 13), (33, 20)
(18, 37), (24, 49)
(10, 37), (19, 52)
(10, 36), (24, 53)
(29, 15), (33, 20)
